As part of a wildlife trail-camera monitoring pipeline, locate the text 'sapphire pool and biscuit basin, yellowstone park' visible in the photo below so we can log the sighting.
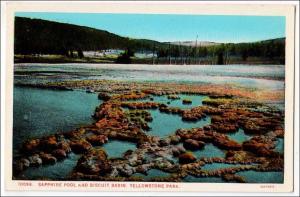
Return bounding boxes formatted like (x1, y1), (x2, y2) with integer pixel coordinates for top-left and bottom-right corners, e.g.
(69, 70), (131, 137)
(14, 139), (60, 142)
(2, 1), (296, 193)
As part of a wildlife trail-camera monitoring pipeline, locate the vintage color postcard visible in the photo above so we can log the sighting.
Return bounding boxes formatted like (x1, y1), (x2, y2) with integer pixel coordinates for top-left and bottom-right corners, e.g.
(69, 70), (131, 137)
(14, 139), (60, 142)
(2, 1), (297, 194)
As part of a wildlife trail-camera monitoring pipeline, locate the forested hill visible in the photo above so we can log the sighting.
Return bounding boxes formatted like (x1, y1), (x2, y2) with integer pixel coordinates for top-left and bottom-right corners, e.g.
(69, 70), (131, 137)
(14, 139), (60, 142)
(14, 17), (285, 65)
(14, 17), (165, 54)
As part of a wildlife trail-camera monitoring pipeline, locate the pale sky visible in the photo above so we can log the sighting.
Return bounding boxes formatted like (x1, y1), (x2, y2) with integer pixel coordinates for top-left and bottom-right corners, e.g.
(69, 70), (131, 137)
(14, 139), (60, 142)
(16, 12), (286, 43)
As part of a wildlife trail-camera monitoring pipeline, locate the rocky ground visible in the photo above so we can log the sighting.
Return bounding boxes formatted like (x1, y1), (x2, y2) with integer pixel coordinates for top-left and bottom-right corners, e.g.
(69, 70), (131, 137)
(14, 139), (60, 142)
(13, 80), (284, 183)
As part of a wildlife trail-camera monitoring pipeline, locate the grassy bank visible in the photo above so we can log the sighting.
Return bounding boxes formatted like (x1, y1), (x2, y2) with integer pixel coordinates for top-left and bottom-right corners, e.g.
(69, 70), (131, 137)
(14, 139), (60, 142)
(14, 54), (115, 64)
(14, 54), (283, 65)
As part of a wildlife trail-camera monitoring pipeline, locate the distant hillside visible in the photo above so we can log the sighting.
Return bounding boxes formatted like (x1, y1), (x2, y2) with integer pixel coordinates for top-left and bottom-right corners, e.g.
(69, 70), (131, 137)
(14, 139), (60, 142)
(170, 41), (220, 47)
(14, 17), (285, 65)
(170, 38), (285, 47)
(14, 17), (167, 54)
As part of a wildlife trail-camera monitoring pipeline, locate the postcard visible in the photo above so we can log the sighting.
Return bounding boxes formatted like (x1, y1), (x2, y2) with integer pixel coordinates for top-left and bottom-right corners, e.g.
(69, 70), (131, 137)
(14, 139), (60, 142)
(2, 1), (297, 194)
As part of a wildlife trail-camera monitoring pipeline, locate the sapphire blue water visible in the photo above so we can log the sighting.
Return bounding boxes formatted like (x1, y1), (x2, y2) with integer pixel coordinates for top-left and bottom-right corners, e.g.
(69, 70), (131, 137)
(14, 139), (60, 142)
(237, 171), (283, 183)
(13, 86), (101, 152)
(201, 163), (244, 171)
(193, 143), (226, 159)
(13, 85), (284, 183)
(137, 94), (209, 109)
(102, 140), (137, 158)
(133, 169), (170, 180)
(183, 176), (224, 183)
(148, 109), (211, 137)
(227, 128), (251, 143)
(275, 138), (284, 153)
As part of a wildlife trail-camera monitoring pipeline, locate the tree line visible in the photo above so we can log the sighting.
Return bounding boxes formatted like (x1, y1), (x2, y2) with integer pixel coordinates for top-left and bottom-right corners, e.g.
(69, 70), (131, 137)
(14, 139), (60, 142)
(155, 39), (285, 64)
(15, 17), (285, 64)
